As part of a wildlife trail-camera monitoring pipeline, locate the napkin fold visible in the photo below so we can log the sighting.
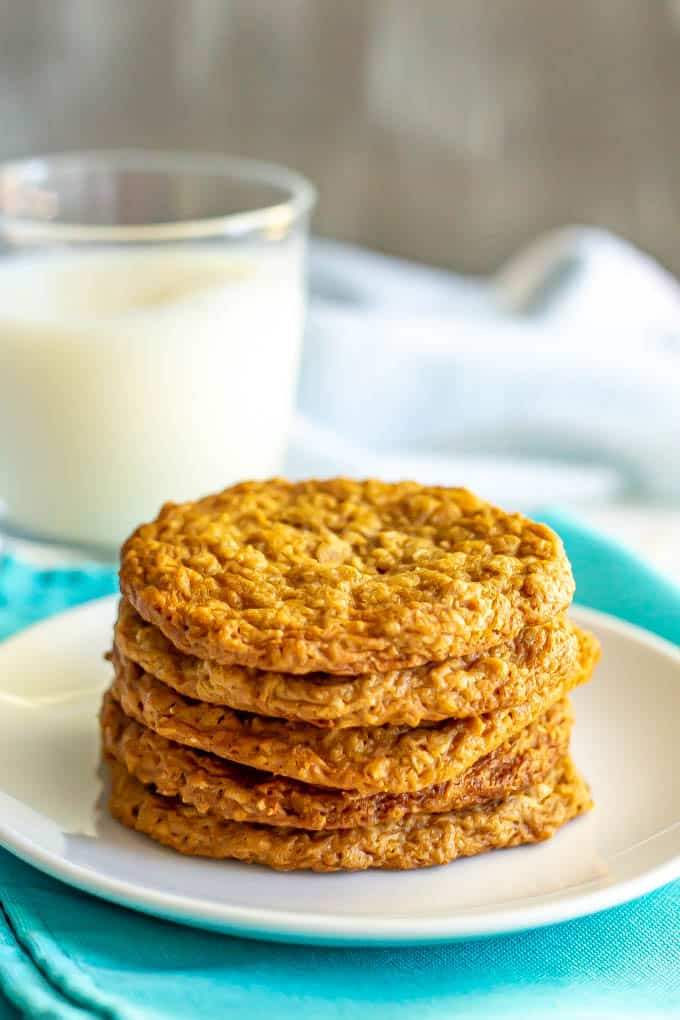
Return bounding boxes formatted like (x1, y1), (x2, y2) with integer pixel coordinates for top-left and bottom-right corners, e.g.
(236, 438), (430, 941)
(1, 512), (679, 1019)
(293, 229), (680, 503)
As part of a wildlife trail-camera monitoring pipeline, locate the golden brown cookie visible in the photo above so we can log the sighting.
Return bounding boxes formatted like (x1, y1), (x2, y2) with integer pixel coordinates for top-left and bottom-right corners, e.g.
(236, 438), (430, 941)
(114, 598), (579, 727)
(119, 479), (575, 674)
(109, 628), (597, 794)
(108, 757), (592, 871)
(101, 694), (573, 829)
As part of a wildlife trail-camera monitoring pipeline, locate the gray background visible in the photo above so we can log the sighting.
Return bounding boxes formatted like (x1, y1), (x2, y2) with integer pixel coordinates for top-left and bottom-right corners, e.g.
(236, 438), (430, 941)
(2, 0), (680, 273)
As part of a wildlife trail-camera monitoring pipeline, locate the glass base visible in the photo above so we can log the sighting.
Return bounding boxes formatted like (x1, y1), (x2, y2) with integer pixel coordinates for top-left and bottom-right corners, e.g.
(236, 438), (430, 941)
(1, 518), (118, 568)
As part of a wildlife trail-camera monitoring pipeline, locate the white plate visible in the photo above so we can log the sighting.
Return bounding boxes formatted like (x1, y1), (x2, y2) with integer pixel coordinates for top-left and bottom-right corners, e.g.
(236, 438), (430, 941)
(0, 596), (678, 945)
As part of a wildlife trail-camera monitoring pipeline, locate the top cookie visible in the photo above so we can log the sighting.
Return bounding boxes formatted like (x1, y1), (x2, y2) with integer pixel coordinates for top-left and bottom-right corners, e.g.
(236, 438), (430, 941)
(119, 479), (574, 674)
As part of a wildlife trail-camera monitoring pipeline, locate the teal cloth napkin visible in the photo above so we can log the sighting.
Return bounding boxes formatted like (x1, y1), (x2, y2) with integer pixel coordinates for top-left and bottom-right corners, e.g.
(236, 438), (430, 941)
(0, 512), (679, 1019)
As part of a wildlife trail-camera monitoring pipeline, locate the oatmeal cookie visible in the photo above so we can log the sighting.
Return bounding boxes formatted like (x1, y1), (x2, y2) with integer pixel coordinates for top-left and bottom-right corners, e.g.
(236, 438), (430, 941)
(101, 694), (572, 829)
(120, 479), (575, 674)
(108, 757), (592, 871)
(109, 629), (597, 794)
(114, 598), (579, 727)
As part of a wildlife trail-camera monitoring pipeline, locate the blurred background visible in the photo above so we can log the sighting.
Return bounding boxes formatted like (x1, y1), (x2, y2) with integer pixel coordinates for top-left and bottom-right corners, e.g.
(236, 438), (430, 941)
(2, 0), (680, 578)
(3, 0), (680, 274)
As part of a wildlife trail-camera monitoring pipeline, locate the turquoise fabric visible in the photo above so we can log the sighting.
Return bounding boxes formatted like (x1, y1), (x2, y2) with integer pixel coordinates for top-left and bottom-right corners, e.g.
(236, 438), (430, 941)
(0, 512), (679, 1019)
(0, 555), (116, 641)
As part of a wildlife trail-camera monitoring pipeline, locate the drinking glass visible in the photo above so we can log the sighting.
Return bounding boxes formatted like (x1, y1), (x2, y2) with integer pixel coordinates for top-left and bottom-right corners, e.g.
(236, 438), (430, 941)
(0, 150), (316, 560)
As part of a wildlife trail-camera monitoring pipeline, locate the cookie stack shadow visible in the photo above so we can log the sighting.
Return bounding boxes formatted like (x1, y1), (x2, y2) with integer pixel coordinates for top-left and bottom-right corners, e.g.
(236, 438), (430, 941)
(101, 480), (600, 872)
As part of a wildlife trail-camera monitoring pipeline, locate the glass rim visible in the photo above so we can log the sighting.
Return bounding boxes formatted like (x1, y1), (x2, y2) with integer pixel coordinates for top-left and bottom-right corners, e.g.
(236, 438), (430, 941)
(0, 148), (317, 242)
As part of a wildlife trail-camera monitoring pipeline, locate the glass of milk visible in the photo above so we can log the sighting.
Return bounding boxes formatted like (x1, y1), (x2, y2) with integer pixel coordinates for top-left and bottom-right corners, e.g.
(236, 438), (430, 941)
(0, 150), (316, 557)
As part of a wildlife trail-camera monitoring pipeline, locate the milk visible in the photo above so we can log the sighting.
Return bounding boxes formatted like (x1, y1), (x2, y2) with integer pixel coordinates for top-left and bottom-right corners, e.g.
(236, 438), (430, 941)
(0, 243), (305, 549)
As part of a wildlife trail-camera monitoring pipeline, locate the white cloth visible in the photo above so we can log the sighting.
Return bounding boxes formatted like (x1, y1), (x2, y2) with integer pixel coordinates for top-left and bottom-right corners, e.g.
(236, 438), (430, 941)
(289, 228), (680, 506)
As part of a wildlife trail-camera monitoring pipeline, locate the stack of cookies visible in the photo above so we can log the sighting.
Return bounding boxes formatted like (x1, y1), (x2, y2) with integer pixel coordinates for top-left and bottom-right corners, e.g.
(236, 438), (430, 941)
(101, 479), (599, 872)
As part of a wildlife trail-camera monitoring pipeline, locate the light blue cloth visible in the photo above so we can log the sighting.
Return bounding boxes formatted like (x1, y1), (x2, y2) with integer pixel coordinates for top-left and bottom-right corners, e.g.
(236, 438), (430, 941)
(296, 230), (680, 504)
(0, 513), (679, 1019)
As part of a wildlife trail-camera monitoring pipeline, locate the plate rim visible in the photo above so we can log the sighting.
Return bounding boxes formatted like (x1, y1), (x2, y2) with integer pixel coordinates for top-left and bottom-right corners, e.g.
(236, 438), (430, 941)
(0, 596), (678, 946)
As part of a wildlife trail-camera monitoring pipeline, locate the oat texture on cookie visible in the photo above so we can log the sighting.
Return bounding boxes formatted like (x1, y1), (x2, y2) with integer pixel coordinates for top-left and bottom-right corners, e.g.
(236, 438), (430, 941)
(101, 693), (573, 830)
(108, 758), (593, 872)
(114, 598), (580, 727)
(104, 477), (598, 872)
(109, 625), (596, 794)
(120, 479), (575, 674)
